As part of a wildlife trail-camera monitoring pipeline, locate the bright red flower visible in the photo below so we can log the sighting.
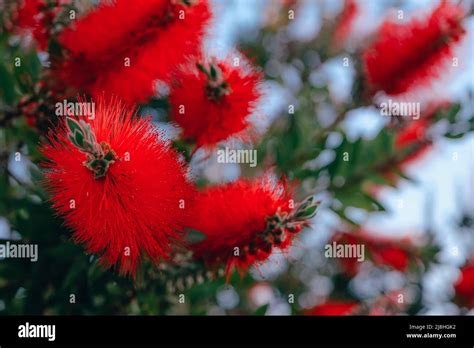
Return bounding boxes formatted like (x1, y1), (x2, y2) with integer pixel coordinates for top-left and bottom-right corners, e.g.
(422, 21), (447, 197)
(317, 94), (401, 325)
(40, 96), (194, 276)
(306, 301), (359, 316)
(57, 0), (211, 104)
(372, 247), (409, 272)
(332, 0), (358, 48)
(454, 262), (474, 308)
(188, 177), (315, 274)
(169, 57), (262, 148)
(362, 1), (465, 95)
(395, 119), (430, 149)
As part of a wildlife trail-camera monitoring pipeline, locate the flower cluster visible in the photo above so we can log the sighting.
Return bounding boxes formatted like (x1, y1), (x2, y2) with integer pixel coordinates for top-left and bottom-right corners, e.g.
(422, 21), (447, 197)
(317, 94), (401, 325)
(57, 0), (212, 104)
(187, 178), (317, 275)
(33, 0), (316, 278)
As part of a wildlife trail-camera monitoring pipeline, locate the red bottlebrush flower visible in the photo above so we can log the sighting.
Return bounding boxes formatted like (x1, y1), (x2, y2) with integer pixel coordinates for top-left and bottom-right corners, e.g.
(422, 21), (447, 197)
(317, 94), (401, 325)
(40, 96), (194, 276)
(372, 246), (409, 272)
(395, 118), (430, 149)
(332, 231), (414, 276)
(333, 0), (358, 48)
(454, 262), (474, 308)
(14, 0), (54, 49)
(306, 301), (359, 316)
(57, 0), (211, 104)
(362, 1), (465, 95)
(169, 58), (262, 148)
(187, 178), (317, 275)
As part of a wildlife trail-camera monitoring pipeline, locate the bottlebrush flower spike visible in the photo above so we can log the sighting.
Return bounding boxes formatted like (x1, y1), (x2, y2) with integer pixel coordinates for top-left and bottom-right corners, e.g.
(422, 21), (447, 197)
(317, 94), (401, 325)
(169, 57), (262, 148)
(40, 96), (194, 276)
(362, 1), (465, 95)
(57, 0), (211, 104)
(187, 178), (318, 276)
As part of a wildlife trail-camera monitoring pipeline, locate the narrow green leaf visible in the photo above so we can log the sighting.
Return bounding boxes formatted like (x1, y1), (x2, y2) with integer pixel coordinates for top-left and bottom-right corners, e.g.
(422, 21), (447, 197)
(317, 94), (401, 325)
(66, 117), (83, 137)
(254, 304), (268, 316)
(209, 65), (217, 80)
(185, 228), (207, 244)
(74, 130), (84, 147)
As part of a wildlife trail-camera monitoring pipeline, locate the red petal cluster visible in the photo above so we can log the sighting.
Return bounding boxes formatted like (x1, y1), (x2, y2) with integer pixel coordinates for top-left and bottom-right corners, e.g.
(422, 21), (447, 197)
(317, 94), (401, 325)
(40, 96), (194, 276)
(454, 262), (474, 308)
(14, 0), (55, 49)
(57, 0), (211, 104)
(332, 231), (414, 276)
(306, 301), (359, 316)
(169, 58), (262, 148)
(362, 1), (465, 95)
(188, 178), (293, 273)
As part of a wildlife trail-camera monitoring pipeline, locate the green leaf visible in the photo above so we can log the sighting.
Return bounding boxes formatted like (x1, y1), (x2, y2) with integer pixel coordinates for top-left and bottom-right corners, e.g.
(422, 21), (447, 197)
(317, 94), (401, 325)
(361, 192), (386, 212)
(66, 117), (83, 137)
(209, 65), (217, 80)
(297, 196), (314, 211)
(104, 151), (115, 161)
(444, 103), (461, 123)
(185, 229), (207, 244)
(444, 132), (465, 139)
(67, 133), (80, 149)
(196, 63), (209, 77)
(393, 169), (414, 183)
(81, 140), (95, 153)
(332, 208), (358, 226)
(254, 303), (268, 316)
(294, 198), (319, 220)
(74, 130), (84, 147)
(335, 190), (384, 212)
(0, 61), (18, 103)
